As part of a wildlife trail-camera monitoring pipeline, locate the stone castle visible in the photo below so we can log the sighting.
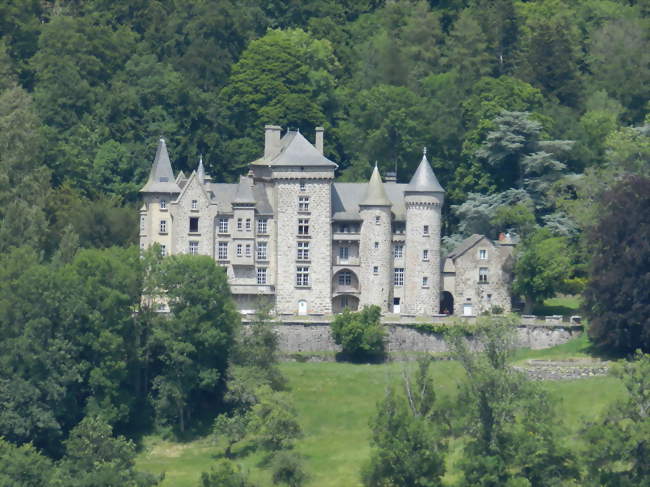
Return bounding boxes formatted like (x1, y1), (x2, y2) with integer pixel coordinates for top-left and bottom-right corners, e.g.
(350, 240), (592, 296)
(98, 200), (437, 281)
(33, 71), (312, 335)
(139, 125), (514, 317)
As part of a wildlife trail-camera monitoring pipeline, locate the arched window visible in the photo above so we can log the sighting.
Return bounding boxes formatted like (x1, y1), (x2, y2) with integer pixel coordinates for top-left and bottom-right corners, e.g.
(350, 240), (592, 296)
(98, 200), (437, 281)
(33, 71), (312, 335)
(338, 270), (352, 286)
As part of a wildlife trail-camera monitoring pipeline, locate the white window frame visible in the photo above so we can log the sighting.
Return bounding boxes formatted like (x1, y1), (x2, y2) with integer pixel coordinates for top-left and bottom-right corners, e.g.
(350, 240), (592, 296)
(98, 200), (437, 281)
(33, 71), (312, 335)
(298, 218), (309, 235)
(159, 219), (167, 234)
(296, 266), (309, 287)
(218, 217), (229, 233)
(159, 199), (167, 209)
(394, 268), (404, 286)
(189, 241), (199, 255)
(394, 244), (403, 258)
(245, 244), (251, 257)
(298, 196), (309, 211)
(236, 244), (242, 257)
(479, 267), (488, 283)
(237, 218), (243, 231)
(479, 249), (488, 260)
(422, 249), (429, 261)
(257, 267), (267, 285)
(338, 271), (352, 286)
(257, 242), (267, 260)
(257, 218), (268, 234)
(297, 241), (309, 261)
(160, 244), (166, 257)
(191, 199), (198, 210)
(245, 218), (251, 231)
(217, 241), (228, 260)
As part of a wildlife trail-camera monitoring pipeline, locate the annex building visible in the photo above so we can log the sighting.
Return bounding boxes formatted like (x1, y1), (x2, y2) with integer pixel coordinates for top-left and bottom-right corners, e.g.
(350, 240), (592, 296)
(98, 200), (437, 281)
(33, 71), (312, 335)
(139, 125), (514, 317)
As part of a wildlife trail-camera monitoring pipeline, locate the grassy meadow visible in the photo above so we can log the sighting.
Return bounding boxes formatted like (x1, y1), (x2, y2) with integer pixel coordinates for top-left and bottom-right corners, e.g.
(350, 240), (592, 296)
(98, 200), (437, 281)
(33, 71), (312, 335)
(136, 334), (625, 487)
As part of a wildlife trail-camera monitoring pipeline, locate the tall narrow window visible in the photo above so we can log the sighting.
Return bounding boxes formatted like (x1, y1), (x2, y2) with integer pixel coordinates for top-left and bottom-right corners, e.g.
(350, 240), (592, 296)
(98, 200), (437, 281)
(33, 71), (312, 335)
(160, 244), (166, 257)
(299, 181), (306, 192)
(479, 267), (488, 283)
(257, 242), (267, 260)
(339, 246), (349, 260)
(296, 267), (309, 286)
(236, 244), (242, 257)
(375, 215), (380, 225)
(159, 199), (167, 209)
(245, 244), (251, 257)
(298, 218), (309, 235)
(298, 196), (309, 211)
(423, 225), (430, 235)
(218, 217), (229, 233)
(394, 268), (404, 286)
(257, 268), (267, 285)
(394, 244), (404, 258)
(191, 199), (198, 210)
(479, 249), (488, 260)
(140, 215), (145, 233)
(374, 241), (379, 249)
(218, 242), (228, 260)
(159, 219), (167, 233)
(189, 217), (199, 233)
(245, 218), (251, 231)
(422, 249), (429, 261)
(237, 218), (243, 231)
(189, 241), (199, 255)
(373, 266), (379, 275)
(257, 218), (268, 234)
(297, 241), (310, 260)
(422, 276), (428, 287)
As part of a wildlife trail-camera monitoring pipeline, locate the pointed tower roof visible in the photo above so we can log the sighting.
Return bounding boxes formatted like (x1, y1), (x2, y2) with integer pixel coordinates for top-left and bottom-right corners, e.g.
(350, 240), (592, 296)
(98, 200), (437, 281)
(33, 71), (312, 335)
(406, 148), (444, 193)
(140, 138), (181, 193)
(197, 155), (205, 182)
(253, 130), (338, 168)
(360, 164), (392, 207)
(233, 175), (256, 205)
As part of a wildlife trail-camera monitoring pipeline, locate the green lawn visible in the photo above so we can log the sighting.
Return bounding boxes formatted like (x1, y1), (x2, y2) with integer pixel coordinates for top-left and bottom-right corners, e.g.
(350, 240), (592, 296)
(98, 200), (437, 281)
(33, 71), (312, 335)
(532, 295), (582, 316)
(136, 338), (625, 487)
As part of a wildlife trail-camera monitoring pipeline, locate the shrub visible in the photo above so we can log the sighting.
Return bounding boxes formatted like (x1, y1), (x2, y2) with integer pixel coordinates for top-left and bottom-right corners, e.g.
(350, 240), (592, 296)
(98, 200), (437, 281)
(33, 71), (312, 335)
(330, 306), (386, 361)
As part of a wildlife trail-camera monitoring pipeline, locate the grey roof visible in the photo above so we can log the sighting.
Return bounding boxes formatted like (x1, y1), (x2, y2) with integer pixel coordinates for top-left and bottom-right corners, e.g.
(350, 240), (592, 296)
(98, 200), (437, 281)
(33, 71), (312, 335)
(333, 182), (407, 221)
(141, 138), (182, 193)
(207, 181), (273, 215)
(197, 156), (205, 182)
(447, 234), (486, 260)
(253, 130), (337, 168)
(407, 153), (444, 193)
(233, 176), (256, 204)
(360, 165), (392, 207)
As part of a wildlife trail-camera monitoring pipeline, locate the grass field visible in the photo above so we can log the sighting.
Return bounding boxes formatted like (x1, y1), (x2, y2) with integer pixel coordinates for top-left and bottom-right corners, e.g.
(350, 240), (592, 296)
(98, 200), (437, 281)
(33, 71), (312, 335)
(136, 335), (625, 487)
(532, 295), (582, 316)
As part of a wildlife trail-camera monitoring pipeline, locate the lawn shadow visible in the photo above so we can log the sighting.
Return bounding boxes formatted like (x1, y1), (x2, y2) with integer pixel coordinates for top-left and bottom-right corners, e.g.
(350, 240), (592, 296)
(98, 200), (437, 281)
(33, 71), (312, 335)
(334, 351), (387, 364)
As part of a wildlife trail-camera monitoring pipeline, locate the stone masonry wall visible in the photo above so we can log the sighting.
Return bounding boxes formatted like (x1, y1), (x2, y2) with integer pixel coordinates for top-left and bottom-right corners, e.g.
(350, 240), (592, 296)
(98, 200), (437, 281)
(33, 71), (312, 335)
(250, 322), (582, 354)
(359, 207), (393, 311)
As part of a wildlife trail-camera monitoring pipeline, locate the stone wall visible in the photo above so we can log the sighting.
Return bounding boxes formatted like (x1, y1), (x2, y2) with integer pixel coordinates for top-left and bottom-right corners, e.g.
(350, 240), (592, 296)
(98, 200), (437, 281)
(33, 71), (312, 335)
(247, 321), (582, 354)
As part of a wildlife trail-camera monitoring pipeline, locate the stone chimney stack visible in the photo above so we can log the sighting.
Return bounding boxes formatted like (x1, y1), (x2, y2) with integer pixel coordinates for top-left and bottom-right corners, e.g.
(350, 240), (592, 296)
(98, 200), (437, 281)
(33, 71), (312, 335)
(384, 171), (397, 183)
(315, 126), (324, 154)
(264, 125), (282, 159)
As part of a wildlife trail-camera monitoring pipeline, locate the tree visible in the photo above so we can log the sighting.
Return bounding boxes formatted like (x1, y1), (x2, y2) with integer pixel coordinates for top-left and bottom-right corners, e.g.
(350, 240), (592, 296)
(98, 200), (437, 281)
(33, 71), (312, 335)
(330, 306), (386, 361)
(200, 459), (257, 487)
(150, 255), (240, 432)
(213, 412), (250, 459)
(271, 451), (309, 487)
(248, 387), (302, 453)
(362, 359), (447, 487)
(584, 175), (650, 353)
(583, 351), (650, 486)
(449, 315), (579, 486)
(513, 228), (574, 313)
(51, 416), (161, 487)
(0, 437), (53, 487)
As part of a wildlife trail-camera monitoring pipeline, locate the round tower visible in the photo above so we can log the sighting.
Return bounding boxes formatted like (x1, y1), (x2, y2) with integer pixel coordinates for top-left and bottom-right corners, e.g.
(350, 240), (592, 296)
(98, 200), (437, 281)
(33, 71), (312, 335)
(359, 165), (393, 312)
(403, 150), (445, 316)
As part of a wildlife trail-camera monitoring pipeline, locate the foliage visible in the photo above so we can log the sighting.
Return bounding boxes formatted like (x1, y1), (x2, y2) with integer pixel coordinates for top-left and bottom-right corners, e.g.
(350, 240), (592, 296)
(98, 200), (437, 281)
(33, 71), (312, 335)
(583, 351), (650, 486)
(330, 306), (386, 361)
(584, 175), (650, 354)
(248, 387), (302, 453)
(213, 412), (250, 459)
(362, 359), (447, 487)
(0, 437), (53, 487)
(199, 459), (256, 487)
(448, 315), (580, 486)
(270, 451), (309, 487)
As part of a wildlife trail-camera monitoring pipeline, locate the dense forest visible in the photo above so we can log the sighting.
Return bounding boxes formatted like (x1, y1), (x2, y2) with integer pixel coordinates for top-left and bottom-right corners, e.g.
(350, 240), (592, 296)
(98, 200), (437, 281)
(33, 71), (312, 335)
(0, 0), (649, 485)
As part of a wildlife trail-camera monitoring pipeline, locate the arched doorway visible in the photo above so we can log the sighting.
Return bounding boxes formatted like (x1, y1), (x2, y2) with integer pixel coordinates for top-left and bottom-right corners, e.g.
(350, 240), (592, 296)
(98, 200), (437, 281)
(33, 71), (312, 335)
(440, 291), (454, 315)
(332, 295), (360, 313)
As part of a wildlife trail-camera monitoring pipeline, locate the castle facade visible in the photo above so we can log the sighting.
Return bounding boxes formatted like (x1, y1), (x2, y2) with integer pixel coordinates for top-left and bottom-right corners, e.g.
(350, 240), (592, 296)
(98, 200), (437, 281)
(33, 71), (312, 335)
(139, 125), (513, 317)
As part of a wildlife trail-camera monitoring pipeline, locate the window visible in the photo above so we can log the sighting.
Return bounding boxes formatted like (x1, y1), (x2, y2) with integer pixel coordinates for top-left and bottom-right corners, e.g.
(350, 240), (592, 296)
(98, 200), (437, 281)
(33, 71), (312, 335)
(245, 218), (251, 231)
(479, 249), (488, 260)
(297, 241), (309, 260)
(191, 199), (198, 210)
(375, 215), (380, 225)
(339, 246), (349, 260)
(298, 196), (309, 211)
(479, 267), (488, 283)
(160, 199), (167, 209)
(394, 244), (404, 258)
(422, 249), (429, 261)
(140, 215), (145, 233)
(257, 268), (267, 285)
(218, 217), (229, 233)
(422, 276), (429, 287)
(394, 268), (404, 286)
(374, 241), (379, 249)
(299, 181), (306, 192)
(189, 217), (199, 233)
(257, 218), (268, 234)
(338, 271), (352, 286)
(423, 225), (430, 235)
(298, 218), (309, 235)
(373, 266), (379, 275)
(257, 242), (267, 260)
(189, 241), (199, 255)
(160, 244), (166, 257)
(236, 244), (242, 257)
(245, 244), (251, 257)
(341, 296), (349, 308)
(296, 266), (309, 286)
(159, 219), (167, 234)
(218, 242), (228, 260)
(393, 223), (405, 234)
(340, 224), (349, 233)
(237, 218), (243, 231)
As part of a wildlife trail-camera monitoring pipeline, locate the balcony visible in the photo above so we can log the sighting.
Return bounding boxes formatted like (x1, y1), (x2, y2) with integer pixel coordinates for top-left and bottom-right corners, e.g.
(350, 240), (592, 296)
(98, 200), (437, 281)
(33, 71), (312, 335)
(333, 231), (360, 241)
(230, 284), (275, 295)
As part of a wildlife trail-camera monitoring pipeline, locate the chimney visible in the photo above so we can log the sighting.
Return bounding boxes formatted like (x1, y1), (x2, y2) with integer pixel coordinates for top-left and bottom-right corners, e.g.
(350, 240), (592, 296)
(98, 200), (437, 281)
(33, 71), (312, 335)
(315, 126), (324, 154)
(264, 125), (282, 159)
(384, 171), (397, 183)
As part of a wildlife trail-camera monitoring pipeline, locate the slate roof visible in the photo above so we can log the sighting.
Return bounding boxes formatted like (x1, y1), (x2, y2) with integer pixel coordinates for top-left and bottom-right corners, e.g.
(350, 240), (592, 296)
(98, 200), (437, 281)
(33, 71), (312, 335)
(332, 182), (408, 221)
(446, 234), (486, 260)
(207, 182), (274, 215)
(406, 153), (444, 193)
(252, 130), (338, 168)
(232, 176), (256, 204)
(360, 165), (392, 207)
(140, 139), (182, 193)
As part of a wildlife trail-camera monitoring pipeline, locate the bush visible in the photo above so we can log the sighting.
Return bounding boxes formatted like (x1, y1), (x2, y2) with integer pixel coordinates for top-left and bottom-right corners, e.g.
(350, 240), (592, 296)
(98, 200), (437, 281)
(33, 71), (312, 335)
(271, 451), (309, 487)
(330, 306), (386, 361)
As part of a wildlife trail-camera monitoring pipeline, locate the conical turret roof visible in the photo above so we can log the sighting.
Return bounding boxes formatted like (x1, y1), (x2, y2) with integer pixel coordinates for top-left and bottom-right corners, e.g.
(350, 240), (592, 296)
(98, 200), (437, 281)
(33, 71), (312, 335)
(407, 150), (444, 193)
(197, 155), (205, 182)
(360, 164), (392, 207)
(140, 138), (181, 193)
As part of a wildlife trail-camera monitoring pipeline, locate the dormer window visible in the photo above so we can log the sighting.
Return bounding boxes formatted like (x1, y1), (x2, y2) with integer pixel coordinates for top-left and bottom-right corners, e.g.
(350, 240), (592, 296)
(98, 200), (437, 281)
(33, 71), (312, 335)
(191, 199), (198, 210)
